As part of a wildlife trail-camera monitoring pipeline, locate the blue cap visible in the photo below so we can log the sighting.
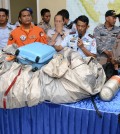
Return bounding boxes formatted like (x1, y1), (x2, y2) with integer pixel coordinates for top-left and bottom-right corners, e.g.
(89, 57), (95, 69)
(26, 7), (33, 14)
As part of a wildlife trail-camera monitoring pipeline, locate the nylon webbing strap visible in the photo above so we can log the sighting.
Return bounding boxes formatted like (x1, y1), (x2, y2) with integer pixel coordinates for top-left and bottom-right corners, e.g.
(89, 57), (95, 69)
(3, 67), (22, 109)
(91, 96), (102, 118)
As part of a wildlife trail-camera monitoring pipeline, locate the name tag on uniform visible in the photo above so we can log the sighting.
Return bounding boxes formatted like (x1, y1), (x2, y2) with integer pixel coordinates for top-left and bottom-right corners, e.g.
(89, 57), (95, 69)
(70, 40), (75, 43)
(29, 35), (36, 39)
(70, 37), (76, 43)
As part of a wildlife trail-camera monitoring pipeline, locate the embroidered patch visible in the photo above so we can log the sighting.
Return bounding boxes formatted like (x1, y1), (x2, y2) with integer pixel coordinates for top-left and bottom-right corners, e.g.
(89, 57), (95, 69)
(20, 35), (26, 41)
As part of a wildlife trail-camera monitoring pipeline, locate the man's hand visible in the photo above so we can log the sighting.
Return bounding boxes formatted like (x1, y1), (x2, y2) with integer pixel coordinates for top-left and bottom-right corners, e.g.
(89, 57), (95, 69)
(103, 50), (113, 62)
(77, 38), (84, 48)
(56, 24), (63, 34)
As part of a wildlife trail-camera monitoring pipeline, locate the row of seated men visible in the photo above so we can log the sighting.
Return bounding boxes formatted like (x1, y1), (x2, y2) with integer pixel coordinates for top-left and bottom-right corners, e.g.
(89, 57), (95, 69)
(0, 7), (120, 79)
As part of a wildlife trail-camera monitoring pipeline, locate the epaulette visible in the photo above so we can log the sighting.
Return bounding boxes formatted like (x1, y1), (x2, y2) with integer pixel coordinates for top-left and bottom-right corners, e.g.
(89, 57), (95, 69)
(69, 31), (76, 35)
(66, 22), (74, 29)
(39, 22), (43, 25)
(10, 23), (15, 25)
(88, 34), (94, 38)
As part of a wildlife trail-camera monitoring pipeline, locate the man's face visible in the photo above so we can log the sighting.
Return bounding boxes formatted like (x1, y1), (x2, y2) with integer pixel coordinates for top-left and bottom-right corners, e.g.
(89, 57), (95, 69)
(54, 15), (64, 27)
(106, 16), (116, 26)
(0, 11), (8, 25)
(76, 20), (88, 35)
(19, 11), (32, 25)
(42, 12), (51, 23)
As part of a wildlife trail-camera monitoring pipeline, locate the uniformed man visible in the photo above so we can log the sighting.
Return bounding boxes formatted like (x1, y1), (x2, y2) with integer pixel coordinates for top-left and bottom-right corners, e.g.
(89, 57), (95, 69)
(47, 14), (70, 46)
(8, 8), (47, 47)
(38, 8), (51, 33)
(57, 9), (77, 32)
(0, 8), (16, 50)
(93, 10), (120, 64)
(51, 15), (96, 58)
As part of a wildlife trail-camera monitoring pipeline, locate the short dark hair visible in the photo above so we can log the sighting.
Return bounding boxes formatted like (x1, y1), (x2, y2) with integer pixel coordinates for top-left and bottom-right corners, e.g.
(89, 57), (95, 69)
(75, 15), (89, 25)
(54, 14), (64, 22)
(0, 8), (9, 16)
(41, 8), (50, 16)
(18, 8), (33, 18)
(57, 9), (69, 19)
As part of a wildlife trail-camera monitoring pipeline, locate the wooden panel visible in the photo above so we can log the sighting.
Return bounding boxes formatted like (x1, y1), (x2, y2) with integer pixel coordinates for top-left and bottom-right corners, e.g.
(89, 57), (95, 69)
(10, 0), (37, 24)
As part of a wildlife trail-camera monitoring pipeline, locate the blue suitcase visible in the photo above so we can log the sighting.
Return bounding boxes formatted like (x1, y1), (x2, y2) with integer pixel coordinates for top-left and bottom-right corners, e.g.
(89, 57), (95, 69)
(15, 42), (56, 70)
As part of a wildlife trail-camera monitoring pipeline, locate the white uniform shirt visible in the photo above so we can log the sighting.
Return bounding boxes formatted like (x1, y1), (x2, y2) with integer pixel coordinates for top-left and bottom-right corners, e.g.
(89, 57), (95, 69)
(61, 32), (97, 58)
(47, 27), (70, 46)
(0, 23), (16, 50)
(65, 19), (77, 32)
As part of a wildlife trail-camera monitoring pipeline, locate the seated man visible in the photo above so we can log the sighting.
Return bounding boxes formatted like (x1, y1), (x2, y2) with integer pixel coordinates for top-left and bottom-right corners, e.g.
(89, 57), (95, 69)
(94, 10), (120, 65)
(8, 8), (47, 47)
(94, 10), (120, 79)
(51, 15), (96, 58)
(38, 8), (51, 33)
(0, 8), (15, 50)
(57, 9), (76, 32)
(47, 14), (70, 46)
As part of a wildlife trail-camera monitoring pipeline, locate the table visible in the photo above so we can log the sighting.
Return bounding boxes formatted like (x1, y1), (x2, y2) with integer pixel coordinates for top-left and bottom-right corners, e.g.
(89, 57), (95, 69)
(0, 90), (120, 134)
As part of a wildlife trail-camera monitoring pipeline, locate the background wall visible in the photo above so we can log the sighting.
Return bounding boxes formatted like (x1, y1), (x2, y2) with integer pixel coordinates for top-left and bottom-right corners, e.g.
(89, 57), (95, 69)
(10, 0), (37, 24)
(39, 0), (66, 27)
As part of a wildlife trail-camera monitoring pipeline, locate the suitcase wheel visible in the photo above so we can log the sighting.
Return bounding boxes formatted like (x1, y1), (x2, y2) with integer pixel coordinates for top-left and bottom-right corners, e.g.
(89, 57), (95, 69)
(32, 67), (38, 72)
(15, 50), (20, 56)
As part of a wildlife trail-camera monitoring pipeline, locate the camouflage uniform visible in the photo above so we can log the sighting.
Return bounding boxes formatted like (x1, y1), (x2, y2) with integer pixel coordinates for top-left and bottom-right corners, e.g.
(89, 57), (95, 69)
(94, 24), (120, 54)
(38, 20), (51, 33)
(93, 24), (120, 64)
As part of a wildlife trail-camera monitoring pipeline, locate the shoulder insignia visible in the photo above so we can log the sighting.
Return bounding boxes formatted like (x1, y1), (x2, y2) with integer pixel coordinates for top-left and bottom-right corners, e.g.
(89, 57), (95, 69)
(88, 34), (94, 38)
(39, 32), (44, 37)
(69, 31), (76, 35)
(9, 34), (13, 40)
(10, 23), (15, 25)
(39, 22), (43, 25)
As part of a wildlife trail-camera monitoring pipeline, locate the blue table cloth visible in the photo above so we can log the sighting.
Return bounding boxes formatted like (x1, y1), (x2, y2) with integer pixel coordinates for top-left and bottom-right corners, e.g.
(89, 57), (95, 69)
(0, 90), (120, 134)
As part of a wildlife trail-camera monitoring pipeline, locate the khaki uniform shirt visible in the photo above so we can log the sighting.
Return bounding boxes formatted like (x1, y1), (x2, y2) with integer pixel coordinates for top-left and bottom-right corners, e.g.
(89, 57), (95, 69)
(38, 20), (51, 33)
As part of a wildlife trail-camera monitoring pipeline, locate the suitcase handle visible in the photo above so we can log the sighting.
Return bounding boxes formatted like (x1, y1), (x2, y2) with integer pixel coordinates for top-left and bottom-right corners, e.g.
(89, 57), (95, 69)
(35, 56), (40, 63)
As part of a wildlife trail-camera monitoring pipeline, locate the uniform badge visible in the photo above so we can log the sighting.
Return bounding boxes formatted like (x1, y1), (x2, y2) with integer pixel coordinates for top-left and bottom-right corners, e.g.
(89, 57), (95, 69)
(69, 31), (76, 35)
(70, 37), (76, 43)
(20, 35), (26, 41)
(88, 34), (94, 38)
(39, 32), (44, 36)
(92, 40), (96, 46)
(9, 34), (13, 40)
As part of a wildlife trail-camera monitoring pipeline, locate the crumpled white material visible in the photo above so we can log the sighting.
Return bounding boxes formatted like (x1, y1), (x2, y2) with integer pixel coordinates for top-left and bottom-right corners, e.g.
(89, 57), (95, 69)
(0, 46), (106, 109)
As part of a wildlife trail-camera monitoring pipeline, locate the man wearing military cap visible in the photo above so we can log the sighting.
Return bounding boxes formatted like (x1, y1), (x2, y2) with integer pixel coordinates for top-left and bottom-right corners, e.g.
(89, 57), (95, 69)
(94, 10), (120, 65)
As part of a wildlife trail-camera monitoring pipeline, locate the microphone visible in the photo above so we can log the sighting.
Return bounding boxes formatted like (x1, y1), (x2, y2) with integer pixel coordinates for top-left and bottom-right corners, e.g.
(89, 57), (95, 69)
(78, 33), (82, 39)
